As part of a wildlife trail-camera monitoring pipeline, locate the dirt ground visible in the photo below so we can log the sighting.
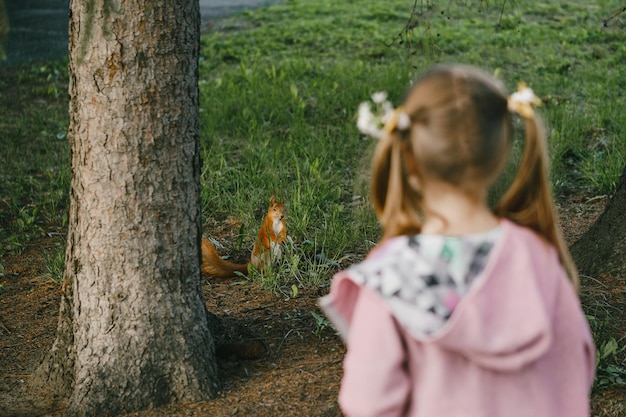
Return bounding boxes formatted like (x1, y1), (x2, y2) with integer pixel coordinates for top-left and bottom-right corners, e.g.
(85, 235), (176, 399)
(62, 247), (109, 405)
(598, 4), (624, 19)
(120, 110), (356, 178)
(0, 195), (625, 416)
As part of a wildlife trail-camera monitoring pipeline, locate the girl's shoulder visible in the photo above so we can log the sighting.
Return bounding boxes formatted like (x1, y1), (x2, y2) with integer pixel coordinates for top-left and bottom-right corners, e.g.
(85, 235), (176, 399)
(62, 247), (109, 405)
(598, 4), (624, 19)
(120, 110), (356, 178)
(359, 226), (502, 277)
(344, 227), (503, 337)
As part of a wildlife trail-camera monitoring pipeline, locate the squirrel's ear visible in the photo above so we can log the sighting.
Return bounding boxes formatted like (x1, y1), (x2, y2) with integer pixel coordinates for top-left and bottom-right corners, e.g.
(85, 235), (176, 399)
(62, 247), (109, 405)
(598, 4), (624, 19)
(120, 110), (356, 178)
(270, 194), (276, 205)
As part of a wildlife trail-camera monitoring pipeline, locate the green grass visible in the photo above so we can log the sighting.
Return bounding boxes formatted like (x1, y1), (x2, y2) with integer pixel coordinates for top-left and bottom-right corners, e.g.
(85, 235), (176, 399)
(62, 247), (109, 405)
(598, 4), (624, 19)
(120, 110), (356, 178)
(0, 1), (625, 395)
(198, 0), (626, 287)
(0, 59), (70, 257)
(0, 1), (623, 283)
(1, 0), (624, 280)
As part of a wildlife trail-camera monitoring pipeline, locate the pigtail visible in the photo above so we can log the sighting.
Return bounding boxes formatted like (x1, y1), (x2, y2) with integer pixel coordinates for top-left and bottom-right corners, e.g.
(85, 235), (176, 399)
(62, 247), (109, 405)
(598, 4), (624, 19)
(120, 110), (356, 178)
(371, 132), (423, 240)
(370, 133), (393, 217)
(495, 116), (579, 289)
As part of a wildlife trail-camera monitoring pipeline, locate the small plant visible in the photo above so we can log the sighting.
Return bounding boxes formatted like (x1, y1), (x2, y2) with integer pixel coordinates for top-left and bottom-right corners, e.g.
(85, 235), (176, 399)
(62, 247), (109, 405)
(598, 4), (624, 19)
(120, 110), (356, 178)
(587, 313), (626, 390)
(16, 206), (40, 233)
(595, 336), (626, 387)
(578, 145), (625, 196)
(311, 310), (333, 338)
(44, 244), (65, 284)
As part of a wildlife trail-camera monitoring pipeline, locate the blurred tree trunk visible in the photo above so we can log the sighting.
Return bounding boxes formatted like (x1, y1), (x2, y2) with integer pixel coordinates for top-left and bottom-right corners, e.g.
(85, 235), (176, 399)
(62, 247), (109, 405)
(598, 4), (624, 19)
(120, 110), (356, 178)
(0, 0), (8, 60)
(571, 166), (626, 278)
(29, 0), (219, 416)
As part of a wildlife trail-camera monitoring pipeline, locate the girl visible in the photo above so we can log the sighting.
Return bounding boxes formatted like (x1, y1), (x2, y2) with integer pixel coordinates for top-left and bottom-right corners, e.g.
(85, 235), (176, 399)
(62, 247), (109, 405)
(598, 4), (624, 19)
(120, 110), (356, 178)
(320, 65), (595, 417)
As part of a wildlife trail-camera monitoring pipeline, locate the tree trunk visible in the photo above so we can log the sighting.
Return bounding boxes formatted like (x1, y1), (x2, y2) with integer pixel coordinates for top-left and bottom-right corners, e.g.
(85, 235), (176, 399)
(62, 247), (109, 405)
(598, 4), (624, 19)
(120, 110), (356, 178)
(30, 0), (219, 415)
(570, 166), (626, 278)
(0, 0), (8, 61)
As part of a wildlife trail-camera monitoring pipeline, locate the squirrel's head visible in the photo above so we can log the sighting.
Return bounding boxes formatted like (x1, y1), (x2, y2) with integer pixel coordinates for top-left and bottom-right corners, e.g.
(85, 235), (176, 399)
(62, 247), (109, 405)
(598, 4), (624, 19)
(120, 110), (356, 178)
(268, 195), (286, 221)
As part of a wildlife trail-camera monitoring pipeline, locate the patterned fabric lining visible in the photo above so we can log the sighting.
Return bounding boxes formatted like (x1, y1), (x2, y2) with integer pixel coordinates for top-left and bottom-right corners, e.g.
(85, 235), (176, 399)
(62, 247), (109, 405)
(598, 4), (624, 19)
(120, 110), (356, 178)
(348, 227), (502, 338)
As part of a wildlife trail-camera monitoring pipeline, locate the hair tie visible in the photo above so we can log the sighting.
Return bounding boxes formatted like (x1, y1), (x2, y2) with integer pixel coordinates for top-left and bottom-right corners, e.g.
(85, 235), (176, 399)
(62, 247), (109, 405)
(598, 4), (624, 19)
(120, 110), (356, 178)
(357, 92), (411, 139)
(384, 107), (411, 134)
(507, 82), (542, 119)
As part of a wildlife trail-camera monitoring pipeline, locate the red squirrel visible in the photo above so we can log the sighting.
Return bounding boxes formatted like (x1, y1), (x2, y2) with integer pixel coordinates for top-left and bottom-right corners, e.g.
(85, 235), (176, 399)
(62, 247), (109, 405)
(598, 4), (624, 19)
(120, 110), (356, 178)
(201, 195), (286, 278)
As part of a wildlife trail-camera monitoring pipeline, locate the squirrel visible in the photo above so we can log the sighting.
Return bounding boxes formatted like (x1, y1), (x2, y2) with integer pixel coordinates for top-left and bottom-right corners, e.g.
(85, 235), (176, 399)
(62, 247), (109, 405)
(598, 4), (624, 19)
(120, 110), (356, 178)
(201, 195), (287, 278)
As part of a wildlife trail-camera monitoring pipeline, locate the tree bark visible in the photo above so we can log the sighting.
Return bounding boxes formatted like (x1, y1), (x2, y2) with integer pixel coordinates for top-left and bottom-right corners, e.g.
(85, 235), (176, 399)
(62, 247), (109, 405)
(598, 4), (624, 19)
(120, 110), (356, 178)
(0, 0), (8, 61)
(30, 0), (219, 415)
(570, 166), (626, 278)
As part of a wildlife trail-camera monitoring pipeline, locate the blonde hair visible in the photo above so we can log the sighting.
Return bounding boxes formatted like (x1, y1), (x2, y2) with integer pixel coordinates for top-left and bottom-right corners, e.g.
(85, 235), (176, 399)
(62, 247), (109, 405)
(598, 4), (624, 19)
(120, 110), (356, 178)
(370, 65), (579, 289)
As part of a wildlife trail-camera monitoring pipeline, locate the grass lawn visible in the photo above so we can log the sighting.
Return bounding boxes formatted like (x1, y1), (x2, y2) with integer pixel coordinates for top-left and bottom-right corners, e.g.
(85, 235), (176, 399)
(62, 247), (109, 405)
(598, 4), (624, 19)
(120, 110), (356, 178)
(197, 0), (626, 286)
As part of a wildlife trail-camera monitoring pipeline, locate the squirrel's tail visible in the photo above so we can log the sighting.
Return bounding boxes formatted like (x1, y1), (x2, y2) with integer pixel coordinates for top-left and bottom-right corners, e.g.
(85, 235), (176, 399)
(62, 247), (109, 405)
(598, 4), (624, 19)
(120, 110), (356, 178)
(201, 238), (249, 278)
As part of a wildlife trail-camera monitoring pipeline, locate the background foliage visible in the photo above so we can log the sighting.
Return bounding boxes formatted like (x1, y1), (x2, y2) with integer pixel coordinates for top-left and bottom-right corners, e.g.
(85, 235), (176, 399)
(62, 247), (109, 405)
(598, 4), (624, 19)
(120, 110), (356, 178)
(197, 0), (626, 284)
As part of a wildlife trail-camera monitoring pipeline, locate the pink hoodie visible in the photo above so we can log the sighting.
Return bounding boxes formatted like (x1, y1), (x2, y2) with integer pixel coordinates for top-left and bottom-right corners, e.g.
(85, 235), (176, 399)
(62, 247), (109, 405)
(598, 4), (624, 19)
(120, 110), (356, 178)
(320, 219), (595, 417)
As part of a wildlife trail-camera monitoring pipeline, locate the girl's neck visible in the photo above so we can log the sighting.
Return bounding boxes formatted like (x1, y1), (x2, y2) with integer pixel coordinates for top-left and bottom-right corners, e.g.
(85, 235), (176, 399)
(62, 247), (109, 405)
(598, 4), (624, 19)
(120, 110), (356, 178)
(420, 180), (499, 236)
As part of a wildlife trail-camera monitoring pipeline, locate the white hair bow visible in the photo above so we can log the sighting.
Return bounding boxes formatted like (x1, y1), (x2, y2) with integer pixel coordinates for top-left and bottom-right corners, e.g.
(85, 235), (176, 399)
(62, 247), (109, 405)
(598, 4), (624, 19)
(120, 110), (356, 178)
(357, 92), (411, 139)
(507, 82), (542, 119)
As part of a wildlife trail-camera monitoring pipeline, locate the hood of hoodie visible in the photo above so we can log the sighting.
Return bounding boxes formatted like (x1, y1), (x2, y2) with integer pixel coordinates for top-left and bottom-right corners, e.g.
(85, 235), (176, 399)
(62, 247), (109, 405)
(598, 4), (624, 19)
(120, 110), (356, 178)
(321, 219), (560, 373)
(430, 220), (557, 372)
